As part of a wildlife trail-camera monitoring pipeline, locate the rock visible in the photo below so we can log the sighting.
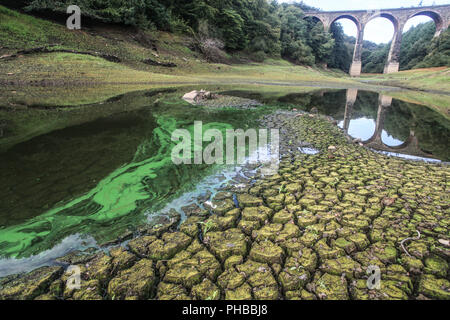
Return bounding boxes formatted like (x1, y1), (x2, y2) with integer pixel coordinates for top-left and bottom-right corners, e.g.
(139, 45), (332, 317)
(109, 247), (137, 274)
(238, 219), (261, 235)
(127, 235), (158, 257)
(406, 241), (429, 259)
(191, 279), (220, 300)
(212, 191), (231, 201)
(217, 269), (246, 290)
(55, 249), (96, 265)
(165, 249), (221, 287)
(225, 283), (252, 300)
(180, 216), (203, 237)
(201, 214), (238, 233)
(334, 238), (357, 254)
(279, 257), (310, 291)
(252, 223), (283, 242)
(190, 250), (222, 280)
(205, 228), (248, 262)
(34, 294), (57, 300)
(315, 239), (345, 259)
(48, 279), (64, 298)
(182, 90), (199, 101)
(164, 265), (202, 288)
(182, 89), (220, 105)
(369, 242), (397, 264)
(181, 203), (209, 217)
(83, 253), (113, 287)
(244, 263), (278, 293)
(350, 279), (409, 300)
(140, 210), (181, 236)
(346, 233), (370, 251)
(320, 256), (363, 280)
(253, 285), (279, 300)
(71, 280), (103, 300)
(313, 273), (348, 300)
(249, 241), (284, 264)
(156, 282), (191, 300)
(107, 259), (156, 299)
(204, 199), (235, 215)
(275, 223), (301, 243)
(353, 251), (386, 273)
(129, 232), (192, 260)
(424, 255), (448, 278)
(237, 194), (264, 207)
(0, 266), (63, 300)
(224, 255), (244, 269)
(241, 206), (272, 223)
(417, 274), (450, 300)
(296, 211), (318, 227)
(272, 209), (293, 224)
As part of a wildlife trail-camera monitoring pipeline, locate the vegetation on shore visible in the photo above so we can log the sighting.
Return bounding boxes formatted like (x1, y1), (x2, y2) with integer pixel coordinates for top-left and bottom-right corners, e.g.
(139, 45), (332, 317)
(361, 67), (450, 93)
(0, 4), (448, 118)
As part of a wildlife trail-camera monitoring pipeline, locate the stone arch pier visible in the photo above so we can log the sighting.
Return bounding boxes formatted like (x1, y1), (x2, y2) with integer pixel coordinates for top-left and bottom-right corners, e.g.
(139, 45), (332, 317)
(342, 89), (434, 159)
(304, 5), (450, 76)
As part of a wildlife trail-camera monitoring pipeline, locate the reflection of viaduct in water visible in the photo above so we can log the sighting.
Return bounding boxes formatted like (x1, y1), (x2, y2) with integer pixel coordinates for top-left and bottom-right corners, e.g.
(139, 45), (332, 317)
(343, 89), (434, 159)
(304, 5), (450, 76)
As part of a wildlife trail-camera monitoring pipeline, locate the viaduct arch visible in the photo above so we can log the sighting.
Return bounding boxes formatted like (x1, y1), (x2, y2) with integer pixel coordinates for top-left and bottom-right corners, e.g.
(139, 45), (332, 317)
(304, 5), (450, 76)
(342, 89), (435, 159)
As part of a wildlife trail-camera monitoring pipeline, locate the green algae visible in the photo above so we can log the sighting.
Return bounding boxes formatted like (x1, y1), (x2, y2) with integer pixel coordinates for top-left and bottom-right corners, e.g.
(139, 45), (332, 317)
(0, 93), (273, 259)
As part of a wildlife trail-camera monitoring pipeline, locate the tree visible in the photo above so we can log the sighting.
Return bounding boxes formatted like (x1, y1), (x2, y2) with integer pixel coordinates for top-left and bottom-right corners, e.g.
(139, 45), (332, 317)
(9, 0), (367, 69)
(327, 22), (351, 71)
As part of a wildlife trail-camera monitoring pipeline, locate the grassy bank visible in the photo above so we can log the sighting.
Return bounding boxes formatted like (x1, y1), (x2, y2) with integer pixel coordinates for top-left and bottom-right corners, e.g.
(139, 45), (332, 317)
(360, 67), (450, 93)
(0, 5), (351, 85)
(0, 5), (449, 112)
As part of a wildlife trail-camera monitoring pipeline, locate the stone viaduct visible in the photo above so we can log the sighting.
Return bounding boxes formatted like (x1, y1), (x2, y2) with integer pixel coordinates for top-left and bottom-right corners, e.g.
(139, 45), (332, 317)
(304, 5), (450, 76)
(342, 89), (434, 159)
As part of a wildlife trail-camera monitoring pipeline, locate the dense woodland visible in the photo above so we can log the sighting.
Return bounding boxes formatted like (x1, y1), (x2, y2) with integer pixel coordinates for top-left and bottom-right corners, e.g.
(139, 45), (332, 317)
(3, 0), (449, 72)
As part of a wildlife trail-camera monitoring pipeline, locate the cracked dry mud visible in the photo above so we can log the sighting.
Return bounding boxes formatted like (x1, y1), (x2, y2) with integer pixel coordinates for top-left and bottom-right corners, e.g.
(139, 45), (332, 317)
(0, 110), (449, 300)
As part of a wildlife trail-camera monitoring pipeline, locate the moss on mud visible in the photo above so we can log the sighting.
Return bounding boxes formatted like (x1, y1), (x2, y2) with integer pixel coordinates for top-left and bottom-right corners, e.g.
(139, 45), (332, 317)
(1, 110), (449, 300)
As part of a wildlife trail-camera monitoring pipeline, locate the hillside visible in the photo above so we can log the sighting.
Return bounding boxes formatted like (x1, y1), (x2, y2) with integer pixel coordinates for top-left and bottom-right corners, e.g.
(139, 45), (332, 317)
(0, 4), (449, 112)
(0, 4), (366, 104)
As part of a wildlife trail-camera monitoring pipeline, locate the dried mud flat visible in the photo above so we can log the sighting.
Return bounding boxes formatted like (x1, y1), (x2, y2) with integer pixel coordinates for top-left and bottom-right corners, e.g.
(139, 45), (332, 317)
(0, 110), (449, 300)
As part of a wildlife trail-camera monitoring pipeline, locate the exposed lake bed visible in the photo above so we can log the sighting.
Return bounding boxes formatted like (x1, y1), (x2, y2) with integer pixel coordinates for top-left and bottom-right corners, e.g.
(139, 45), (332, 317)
(0, 85), (449, 300)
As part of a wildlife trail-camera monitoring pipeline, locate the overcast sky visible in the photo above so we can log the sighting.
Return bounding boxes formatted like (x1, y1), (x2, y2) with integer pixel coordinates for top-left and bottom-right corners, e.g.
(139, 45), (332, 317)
(280, 0), (449, 43)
